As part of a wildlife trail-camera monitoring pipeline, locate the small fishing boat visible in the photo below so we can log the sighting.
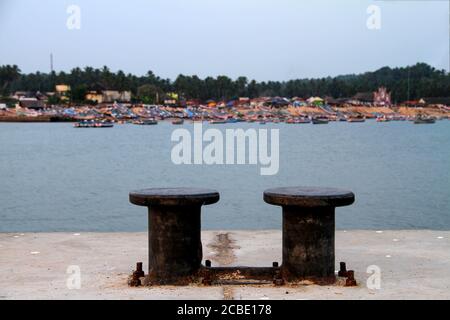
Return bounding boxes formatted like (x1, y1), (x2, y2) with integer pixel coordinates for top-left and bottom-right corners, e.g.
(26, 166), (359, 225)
(287, 118), (310, 124)
(414, 115), (435, 124)
(295, 117), (311, 124)
(133, 119), (158, 125)
(209, 119), (227, 124)
(172, 119), (184, 125)
(376, 115), (390, 122)
(347, 116), (365, 123)
(312, 117), (329, 124)
(74, 120), (114, 128)
(392, 115), (406, 121)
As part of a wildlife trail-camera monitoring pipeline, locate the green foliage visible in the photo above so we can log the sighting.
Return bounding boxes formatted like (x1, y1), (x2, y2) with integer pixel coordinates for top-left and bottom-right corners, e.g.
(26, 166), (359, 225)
(0, 65), (21, 95)
(0, 96), (18, 107)
(71, 84), (88, 103)
(137, 84), (164, 104)
(0, 63), (448, 102)
(46, 95), (61, 105)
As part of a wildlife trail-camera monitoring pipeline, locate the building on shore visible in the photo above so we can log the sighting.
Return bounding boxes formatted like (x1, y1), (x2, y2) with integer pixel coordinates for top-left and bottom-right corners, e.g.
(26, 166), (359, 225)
(18, 97), (45, 109)
(55, 84), (71, 102)
(349, 92), (374, 105)
(102, 90), (131, 103)
(85, 90), (132, 103)
(421, 97), (450, 107)
(373, 87), (392, 106)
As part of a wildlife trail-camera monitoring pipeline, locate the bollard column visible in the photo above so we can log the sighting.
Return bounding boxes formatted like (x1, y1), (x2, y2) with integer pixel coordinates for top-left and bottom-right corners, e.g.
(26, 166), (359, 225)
(129, 188), (219, 284)
(264, 187), (354, 281)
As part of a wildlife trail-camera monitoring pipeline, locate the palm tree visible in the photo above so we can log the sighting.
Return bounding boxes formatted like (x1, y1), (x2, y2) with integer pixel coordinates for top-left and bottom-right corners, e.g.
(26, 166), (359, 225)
(0, 65), (21, 95)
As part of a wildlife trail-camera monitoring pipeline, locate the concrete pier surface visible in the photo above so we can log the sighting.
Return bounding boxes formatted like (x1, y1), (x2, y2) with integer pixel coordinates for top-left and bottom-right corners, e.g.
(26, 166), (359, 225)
(0, 230), (449, 300)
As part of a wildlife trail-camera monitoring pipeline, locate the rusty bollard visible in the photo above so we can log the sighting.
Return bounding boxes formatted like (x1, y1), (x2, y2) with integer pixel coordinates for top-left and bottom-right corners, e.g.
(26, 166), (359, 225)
(129, 188), (219, 285)
(264, 187), (355, 281)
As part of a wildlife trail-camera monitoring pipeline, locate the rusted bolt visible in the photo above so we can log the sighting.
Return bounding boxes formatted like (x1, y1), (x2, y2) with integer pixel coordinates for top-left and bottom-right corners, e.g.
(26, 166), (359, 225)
(272, 262), (279, 268)
(135, 262), (145, 278)
(205, 260), (212, 268)
(128, 270), (142, 287)
(338, 262), (348, 277)
(274, 278), (285, 286)
(345, 270), (357, 287)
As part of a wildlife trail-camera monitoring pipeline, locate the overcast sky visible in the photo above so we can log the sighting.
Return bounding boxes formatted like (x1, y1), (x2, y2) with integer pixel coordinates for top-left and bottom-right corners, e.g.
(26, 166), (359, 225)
(0, 0), (448, 81)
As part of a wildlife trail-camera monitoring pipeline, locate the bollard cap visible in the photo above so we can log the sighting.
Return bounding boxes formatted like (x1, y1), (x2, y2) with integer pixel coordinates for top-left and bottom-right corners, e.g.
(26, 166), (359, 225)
(129, 188), (220, 207)
(263, 187), (354, 208)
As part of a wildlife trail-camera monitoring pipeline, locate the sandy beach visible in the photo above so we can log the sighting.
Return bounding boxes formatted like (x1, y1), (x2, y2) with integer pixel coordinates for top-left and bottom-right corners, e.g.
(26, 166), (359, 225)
(1, 230), (449, 300)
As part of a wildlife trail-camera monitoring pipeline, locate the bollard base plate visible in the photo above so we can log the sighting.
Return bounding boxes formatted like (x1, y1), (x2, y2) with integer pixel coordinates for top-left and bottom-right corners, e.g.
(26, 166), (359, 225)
(127, 265), (351, 287)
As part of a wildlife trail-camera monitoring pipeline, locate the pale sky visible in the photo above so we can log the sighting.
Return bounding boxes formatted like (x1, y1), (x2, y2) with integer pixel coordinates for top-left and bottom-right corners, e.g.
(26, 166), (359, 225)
(0, 0), (448, 81)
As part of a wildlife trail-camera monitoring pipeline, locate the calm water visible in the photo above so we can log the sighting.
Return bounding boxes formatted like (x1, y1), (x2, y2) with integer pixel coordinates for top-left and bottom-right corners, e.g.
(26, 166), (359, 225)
(1, 120), (449, 232)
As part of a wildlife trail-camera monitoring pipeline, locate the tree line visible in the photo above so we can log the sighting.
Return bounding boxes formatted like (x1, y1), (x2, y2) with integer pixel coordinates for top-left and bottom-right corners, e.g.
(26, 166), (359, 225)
(0, 63), (448, 104)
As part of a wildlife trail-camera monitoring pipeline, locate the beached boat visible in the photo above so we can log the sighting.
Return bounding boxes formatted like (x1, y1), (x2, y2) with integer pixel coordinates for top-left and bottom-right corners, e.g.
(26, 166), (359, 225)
(347, 116), (365, 123)
(392, 115), (407, 121)
(133, 119), (158, 125)
(312, 117), (329, 124)
(414, 115), (435, 124)
(376, 116), (390, 122)
(209, 120), (227, 124)
(287, 117), (310, 124)
(172, 119), (184, 125)
(74, 120), (114, 128)
(296, 118), (311, 124)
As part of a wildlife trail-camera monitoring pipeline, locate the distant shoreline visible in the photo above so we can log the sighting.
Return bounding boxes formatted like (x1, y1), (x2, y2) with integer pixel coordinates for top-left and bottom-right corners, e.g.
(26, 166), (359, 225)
(1, 105), (449, 123)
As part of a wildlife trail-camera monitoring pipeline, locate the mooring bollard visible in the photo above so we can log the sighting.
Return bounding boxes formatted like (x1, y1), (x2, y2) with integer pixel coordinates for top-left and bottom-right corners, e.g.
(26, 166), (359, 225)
(129, 188), (219, 284)
(264, 187), (355, 281)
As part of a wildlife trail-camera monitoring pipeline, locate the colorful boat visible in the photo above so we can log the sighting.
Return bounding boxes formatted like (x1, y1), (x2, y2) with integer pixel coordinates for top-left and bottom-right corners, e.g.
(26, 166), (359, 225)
(133, 119), (158, 125)
(376, 116), (390, 122)
(74, 120), (114, 128)
(347, 116), (365, 123)
(172, 119), (184, 125)
(209, 120), (227, 124)
(295, 117), (311, 124)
